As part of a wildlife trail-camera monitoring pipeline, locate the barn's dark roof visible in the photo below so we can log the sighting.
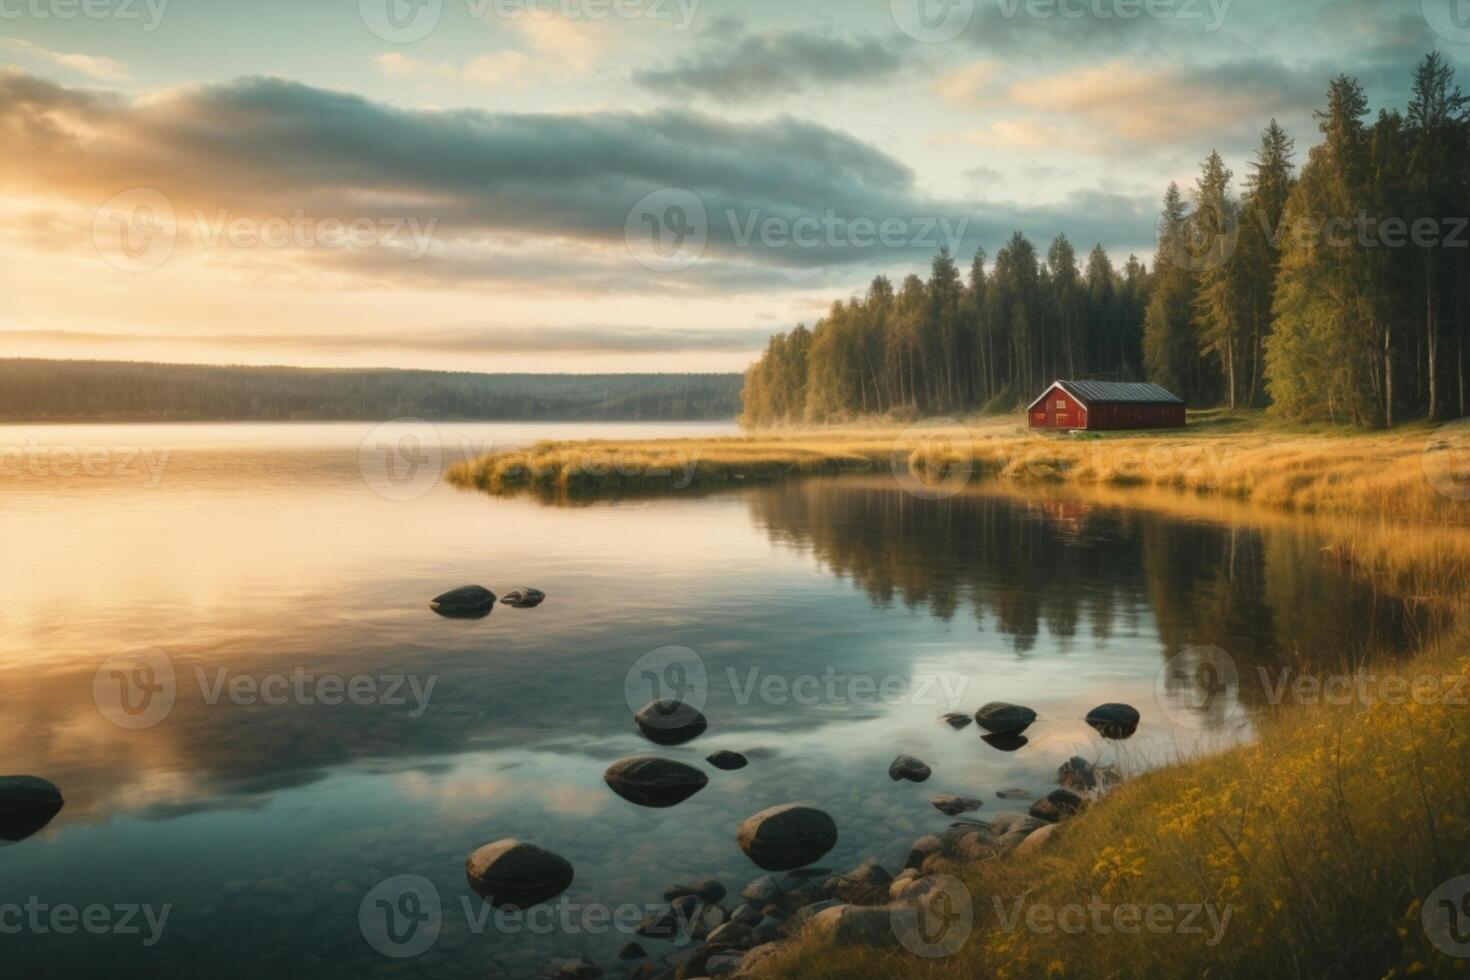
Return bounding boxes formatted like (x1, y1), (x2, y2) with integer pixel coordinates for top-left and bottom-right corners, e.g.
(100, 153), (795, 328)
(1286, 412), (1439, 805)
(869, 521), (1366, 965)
(1054, 380), (1184, 405)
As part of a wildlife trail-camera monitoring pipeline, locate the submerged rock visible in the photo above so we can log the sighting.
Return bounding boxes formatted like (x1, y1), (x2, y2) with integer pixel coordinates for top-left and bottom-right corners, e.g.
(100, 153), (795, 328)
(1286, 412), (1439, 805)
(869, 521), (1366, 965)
(550, 959), (600, 980)
(465, 839), (573, 909)
(502, 587), (546, 609)
(736, 804), (838, 871)
(0, 776), (63, 842)
(931, 794), (982, 816)
(980, 731), (1030, 752)
(938, 712), (973, 730)
(974, 702), (1037, 735)
(706, 750), (748, 771)
(604, 756), (708, 809)
(634, 699), (708, 745)
(996, 787), (1033, 800)
(430, 585), (495, 618)
(663, 877), (727, 904)
(888, 755), (931, 783)
(618, 942), (647, 960)
(1085, 703), (1140, 739)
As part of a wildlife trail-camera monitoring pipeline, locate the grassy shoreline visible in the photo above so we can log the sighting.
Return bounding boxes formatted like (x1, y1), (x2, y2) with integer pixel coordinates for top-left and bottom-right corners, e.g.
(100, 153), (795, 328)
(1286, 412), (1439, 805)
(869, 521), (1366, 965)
(446, 412), (1470, 525)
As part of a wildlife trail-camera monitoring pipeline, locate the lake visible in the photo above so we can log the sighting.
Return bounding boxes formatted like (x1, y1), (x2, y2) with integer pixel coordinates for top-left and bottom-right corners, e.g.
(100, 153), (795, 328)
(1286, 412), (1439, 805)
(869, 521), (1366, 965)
(0, 422), (1435, 977)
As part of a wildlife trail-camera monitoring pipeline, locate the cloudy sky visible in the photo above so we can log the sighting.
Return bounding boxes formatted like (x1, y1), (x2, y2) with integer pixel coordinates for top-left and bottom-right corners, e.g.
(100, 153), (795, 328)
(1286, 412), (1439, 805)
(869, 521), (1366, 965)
(1, 0), (1466, 373)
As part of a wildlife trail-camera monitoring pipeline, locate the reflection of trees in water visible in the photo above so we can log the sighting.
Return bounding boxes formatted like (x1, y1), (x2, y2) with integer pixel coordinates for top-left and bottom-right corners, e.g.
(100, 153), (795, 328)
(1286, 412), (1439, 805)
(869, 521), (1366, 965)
(746, 479), (1435, 700)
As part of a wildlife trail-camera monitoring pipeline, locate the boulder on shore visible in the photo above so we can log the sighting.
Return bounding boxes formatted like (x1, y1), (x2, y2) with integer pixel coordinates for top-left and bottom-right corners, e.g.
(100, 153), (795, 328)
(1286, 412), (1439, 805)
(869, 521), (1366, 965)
(1028, 788), (1085, 823)
(634, 699), (708, 745)
(888, 755), (931, 783)
(465, 839), (573, 909)
(736, 804), (838, 871)
(430, 585), (496, 618)
(974, 702), (1037, 735)
(604, 756), (708, 809)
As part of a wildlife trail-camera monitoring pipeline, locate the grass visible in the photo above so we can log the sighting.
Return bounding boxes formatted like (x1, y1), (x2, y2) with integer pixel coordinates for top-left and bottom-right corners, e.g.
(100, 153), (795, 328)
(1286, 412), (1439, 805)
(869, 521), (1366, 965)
(446, 411), (1470, 525)
(757, 625), (1470, 978)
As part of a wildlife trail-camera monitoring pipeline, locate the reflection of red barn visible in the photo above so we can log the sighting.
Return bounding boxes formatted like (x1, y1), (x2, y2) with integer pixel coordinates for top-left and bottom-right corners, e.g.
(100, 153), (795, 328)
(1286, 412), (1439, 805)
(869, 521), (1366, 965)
(1027, 380), (1186, 431)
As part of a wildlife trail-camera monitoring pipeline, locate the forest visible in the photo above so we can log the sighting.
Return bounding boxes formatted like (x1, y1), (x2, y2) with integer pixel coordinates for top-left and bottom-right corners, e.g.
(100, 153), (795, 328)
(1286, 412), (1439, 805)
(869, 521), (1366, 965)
(740, 54), (1470, 429)
(0, 360), (743, 422)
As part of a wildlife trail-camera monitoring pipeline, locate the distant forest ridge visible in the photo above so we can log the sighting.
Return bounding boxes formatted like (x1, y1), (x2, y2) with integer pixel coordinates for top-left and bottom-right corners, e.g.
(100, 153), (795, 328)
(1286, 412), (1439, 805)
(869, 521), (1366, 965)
(0, 360), (744, 422)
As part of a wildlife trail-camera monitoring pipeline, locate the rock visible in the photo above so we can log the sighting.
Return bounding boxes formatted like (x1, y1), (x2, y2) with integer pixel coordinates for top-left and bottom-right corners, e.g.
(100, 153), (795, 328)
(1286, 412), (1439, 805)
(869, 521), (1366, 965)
(502, 587), (547, 609)
(786, 898), (841, 932)
(604, 756), (708, 809)
(634, 699), (708, 746)
(637, 896), (705, 941)
(706, 921), (755, 948)
(827, 859), (893, 905)
(619, 942), (648, 960)
(0, 775), (64, 842)
(1058, 756), (1098, 791)
(429, 585), (495, 618)
(751, 917), (783, 944)
(664, 943), (723, 978)
(738, 944), (784, 975)
(980, 732), (1029, 752)
(706, 751), (748, 771)
(1028, 788), (1085, 823)
(690, 902), (726, 940)
(806, 904), (900, 948)
(704, 953), (745, 977)
(938, 712), (973, 730)
(974, 701), (1037, 735)
(740, 876), (783, 907)
(888, 755), (931, 783)
(903, 835), (942, 871)
(550, 960), (601, 980)
(1013, 822), (1062, 856)
(931, 794), (982, 816)
(988, 810), (1029, 835)
(663, 877), (727, 904)
(730, 903), (762, 926)
(1085, 703), (1140, 739)
(736, 805), (838, 872)
(464, 839), (573, 909)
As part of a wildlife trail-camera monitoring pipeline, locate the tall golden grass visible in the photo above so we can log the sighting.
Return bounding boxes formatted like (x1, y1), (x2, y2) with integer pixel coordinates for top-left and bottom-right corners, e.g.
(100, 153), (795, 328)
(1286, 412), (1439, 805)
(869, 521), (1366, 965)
(447, 414), (1470, 525)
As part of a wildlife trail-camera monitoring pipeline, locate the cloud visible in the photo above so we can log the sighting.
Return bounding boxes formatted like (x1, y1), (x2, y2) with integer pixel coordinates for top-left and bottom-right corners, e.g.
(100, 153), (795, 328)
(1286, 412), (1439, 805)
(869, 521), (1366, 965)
(933, 61), (1001, 110)
(373, 50), (532, 88)
(633, 28), (908, 101)
(2, 38), (129, 81)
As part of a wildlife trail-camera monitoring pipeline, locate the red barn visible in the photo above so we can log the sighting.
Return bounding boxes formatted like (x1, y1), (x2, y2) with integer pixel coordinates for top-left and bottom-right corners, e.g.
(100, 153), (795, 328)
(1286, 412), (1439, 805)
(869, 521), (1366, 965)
(1027, 380), (1185, 431)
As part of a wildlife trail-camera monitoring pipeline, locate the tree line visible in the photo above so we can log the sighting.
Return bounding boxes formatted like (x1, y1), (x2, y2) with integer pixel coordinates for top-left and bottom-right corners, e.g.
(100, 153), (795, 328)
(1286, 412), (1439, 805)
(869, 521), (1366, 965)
(0, 360), (743, 422)
(741, 54), (1470, 429)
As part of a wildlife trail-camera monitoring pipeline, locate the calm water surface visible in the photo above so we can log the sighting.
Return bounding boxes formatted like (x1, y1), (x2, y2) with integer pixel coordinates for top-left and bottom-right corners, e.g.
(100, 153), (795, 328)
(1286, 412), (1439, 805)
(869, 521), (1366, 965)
(0, 423), (1431, 977)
